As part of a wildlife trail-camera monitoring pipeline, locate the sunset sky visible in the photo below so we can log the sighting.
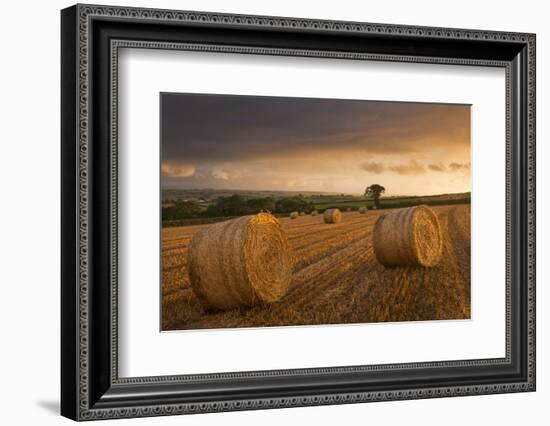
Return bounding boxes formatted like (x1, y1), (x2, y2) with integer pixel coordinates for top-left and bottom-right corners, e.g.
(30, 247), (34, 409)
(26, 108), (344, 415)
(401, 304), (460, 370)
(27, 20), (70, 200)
(161, 93), (471, 196)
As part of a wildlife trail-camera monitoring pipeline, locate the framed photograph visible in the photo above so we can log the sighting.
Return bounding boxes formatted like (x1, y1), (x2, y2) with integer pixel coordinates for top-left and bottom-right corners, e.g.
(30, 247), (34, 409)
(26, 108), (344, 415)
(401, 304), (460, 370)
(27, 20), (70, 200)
(61, 4), (536, 421)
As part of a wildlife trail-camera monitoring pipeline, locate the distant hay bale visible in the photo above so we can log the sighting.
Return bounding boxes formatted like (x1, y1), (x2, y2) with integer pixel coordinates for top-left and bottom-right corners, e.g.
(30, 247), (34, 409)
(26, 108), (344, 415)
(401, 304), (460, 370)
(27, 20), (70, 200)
(299, 211), (305, 216)
(323, 208), (342, 224)
(373, 205), (442, 268)
(359, 206), (368, 214)
(372, 206), (377, 210)
(311, 210), (318, 216)
(290, 211), (299, 219)
(187, 212), (292, 310)
(346, 207), (351, 212)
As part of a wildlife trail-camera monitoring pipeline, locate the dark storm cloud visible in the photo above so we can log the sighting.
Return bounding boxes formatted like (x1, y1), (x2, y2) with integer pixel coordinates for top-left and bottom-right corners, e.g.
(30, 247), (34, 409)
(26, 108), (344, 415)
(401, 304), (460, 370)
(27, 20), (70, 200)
(161, 93), (471, 165)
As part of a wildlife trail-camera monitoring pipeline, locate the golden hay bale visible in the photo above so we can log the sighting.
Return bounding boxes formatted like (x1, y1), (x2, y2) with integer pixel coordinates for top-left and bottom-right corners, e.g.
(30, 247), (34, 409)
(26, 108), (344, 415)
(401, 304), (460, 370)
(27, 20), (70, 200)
(373, 205), (442, 267)
(290, 211), (299, 219)
(323, 208), (342, 224)
(187, 213), (292, 310)
(299, 211), (305, 216)
(359, 206), (368, 214)
(311, 210), (318, 216)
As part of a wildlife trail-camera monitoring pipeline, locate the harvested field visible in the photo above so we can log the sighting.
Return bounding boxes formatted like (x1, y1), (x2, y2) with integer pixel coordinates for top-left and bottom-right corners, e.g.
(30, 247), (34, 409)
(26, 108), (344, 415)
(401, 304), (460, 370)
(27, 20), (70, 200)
(162, 204), (471, 330)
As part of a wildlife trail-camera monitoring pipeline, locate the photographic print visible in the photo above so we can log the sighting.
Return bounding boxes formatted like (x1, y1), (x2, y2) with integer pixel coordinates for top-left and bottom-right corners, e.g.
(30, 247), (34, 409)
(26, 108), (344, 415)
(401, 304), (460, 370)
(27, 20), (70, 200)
(160, 93), (471, 331)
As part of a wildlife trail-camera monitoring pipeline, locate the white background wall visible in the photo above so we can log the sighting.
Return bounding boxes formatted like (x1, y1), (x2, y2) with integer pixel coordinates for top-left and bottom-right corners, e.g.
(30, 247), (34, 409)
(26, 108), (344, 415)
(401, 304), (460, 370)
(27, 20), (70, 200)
(0, 0), (546, 424)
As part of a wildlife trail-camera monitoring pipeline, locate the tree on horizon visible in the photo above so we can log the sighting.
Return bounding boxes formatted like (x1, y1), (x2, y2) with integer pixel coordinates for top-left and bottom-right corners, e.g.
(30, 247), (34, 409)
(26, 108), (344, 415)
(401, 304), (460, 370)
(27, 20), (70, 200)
(364, 184), (386, 208)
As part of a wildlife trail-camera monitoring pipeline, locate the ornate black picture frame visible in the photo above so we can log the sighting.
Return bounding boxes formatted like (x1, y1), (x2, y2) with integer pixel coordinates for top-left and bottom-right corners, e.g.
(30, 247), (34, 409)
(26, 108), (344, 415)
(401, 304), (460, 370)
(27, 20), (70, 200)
(61, 4), (536, 421)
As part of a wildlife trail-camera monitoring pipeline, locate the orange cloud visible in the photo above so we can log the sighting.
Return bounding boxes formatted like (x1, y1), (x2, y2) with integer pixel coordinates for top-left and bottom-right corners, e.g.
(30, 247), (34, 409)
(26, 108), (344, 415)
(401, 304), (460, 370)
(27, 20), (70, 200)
(360, 162), (386, 174)
(388, 160), (425, 175)
(361, 160), (470, 176)
(448, 162), (471, 172)
(161, 163), (195, 177)
(428, 163), (446, 172)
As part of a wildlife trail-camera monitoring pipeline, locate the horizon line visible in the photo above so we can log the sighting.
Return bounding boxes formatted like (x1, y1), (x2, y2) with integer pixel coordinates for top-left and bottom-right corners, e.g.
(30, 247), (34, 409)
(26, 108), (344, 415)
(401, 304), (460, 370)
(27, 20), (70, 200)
(161, 187), (471, 198)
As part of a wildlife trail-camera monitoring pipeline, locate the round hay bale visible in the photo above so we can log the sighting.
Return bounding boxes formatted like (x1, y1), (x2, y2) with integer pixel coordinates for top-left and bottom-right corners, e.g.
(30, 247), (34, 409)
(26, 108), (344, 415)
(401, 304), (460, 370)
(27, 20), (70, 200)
(373, 205), (442, 267)
(187, 212), (292, 310)
(346, 207), (351, 212)
(311, 210), (318, 216)
(323, 208), (342, 224)
(290, 211), (299, 219)
(359, 206), (368, 214)
(299, 211), (305, 216)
